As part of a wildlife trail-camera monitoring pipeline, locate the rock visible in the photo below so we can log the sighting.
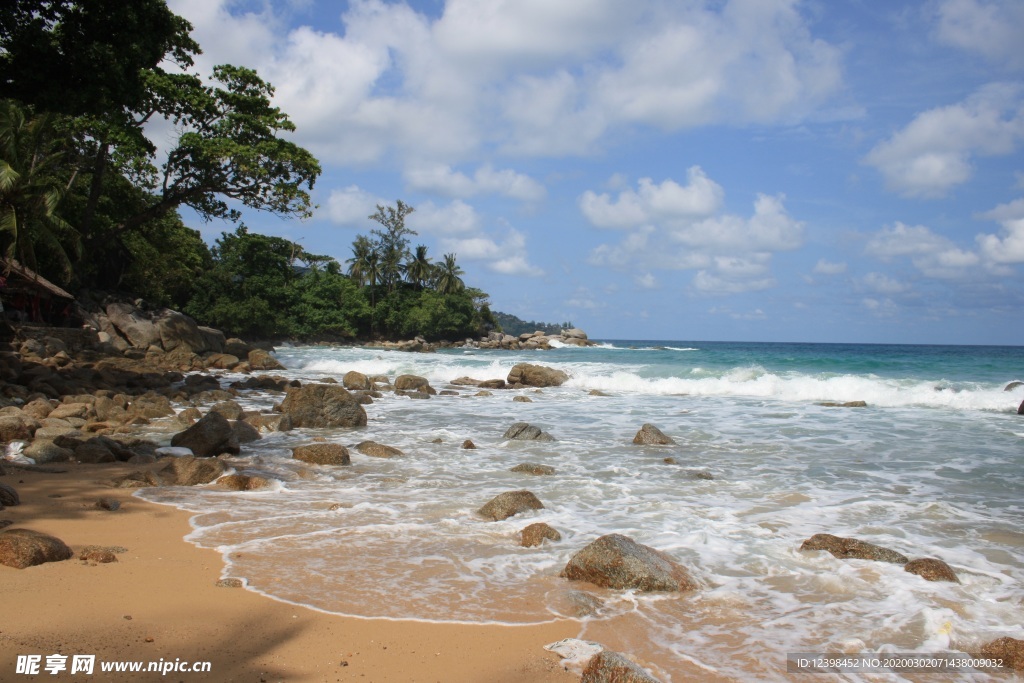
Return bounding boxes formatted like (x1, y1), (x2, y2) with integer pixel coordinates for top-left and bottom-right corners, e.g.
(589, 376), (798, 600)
(562, 328), (589, 340)
(479, 379), (506, 390)
(632, 424), (676, 445)
(355, 441), (404, 458)
(210, 400), (244, 420)
(0, 528), (74, 568)
(904, 557), (959, 582)
(231, 419), (261, 445)
(216, 578), (245, 588)
(521, 522), (561, 547)
(462, 439), (476, 449)
(79, 547), (118, 564)
(799, 533), (908, 564)
(474, 390), (493, 397)
(95, 498), (120, 511)
(817, 401), (868, 408)
(248, 348), (285, 371)
(0, 482), (19, 506)
(105, 302), (161, 349)
(292, 443), (351, 466)
(343, 371), (371, 391)
(513, 395), (533, 403)
(561, 533), (697, 592)
(510, 463), (556, 475)
(74, 439), (117, 463)
(246, 413), (292, 433)
(155, 309), (208, 353)
(394, 374), (436, 395)
(581, 650), (662, 683)
(160, 455), (228, 486)
(217, 474), (273, 491)
(978, 637), (1024, 671)
(199, 327), (226, 354)
(23, 439), (72, 464)
(170, 411), (239, 457)
(478, 490), (545, 521)
(506, 363), (569, 387)
(0, 415), (39, 441)
(564, 591), (604, 618)
(1019, 399), (1024, 416)
(279, 384), (367, 429)
(503, 422), (555, 442)
(1004, 380), (1023, 392)
(589, 390), (611, 397)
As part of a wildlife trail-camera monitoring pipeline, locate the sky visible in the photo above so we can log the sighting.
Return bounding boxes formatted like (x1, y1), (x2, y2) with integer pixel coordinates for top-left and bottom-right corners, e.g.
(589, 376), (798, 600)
(162, 0), (1024, 345)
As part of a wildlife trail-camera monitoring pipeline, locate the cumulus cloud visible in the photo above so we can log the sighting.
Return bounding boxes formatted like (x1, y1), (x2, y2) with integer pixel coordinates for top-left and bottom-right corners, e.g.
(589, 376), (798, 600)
(168, 0), (846, 164)
(865, 221), (981, 278)
(404, 164), (546, 202)
(934, 0), (1024, 70)
(976, 197), (1024, 264)
(438, 226), (544, 277)
(584, 170), (803, 294)
(863, 83), (1024, 198)
(326, 185), (385, 225)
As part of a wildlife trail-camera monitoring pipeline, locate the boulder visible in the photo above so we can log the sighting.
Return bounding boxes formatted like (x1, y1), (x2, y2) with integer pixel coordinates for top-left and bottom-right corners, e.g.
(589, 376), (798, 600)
(0, 415), (39, 441)
(217, 474), (273, 491)
(355, 441), (404, 458)
(248, 348), (285, 371)
(210, 400), (244, 420)
(581, 650), (662, 683)
(0, 529), (74, 568)
(1019, 398), (1024, 416)
(223, 338), (251, 358)
(79, 546), (119, 564)
(343, 371), (371, 391)
(105, 302), (161, 349)
(904, 557), (959, 582)
(279, 384), (367, 429)
(506, 363), (568, 387)
(394, 374), (436, 395)
(199, 327), (226, 354)
(155, 309), (207, 353)
(521, 522), (561, 547)
(978, 637), (1024, 671)
(478, 490), (544, 521)
(0, 482), (19, 506)
(562, 328), (589, 340)
(800, 533), (908, 564)
(73, 439), (117, 463)
(503, 422), (555, 442)
(510, 463), (556, 475)
(513, 396), (533, 403)
(170, 411), (239, 457)
(479, 379), (507, 390)
(159, 455), (229, 486)
(24, 440), (73, 464)
(245, 413), (293, 433)
(561, 533), (697, 592)
(632, 424), (676, 445)
(231, 419), (261, 445)
(292, 443), (351, 466)
(462, 439), (476, 449)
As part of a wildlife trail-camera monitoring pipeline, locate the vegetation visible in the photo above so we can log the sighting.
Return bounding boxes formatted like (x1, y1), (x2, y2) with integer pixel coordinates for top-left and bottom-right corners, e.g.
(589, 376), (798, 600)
(492, 312), (572, 337)
(0, 1), (500, 343)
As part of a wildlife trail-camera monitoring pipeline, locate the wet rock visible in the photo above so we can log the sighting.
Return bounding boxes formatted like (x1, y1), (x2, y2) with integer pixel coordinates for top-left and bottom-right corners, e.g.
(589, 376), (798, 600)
(216, 578), (244, 588)
(1018, 399), (1024, 416)
(581, 650), (663, 683)
(503, 422), (555, 442)
(478, 490), (545, 521)
(95, 498), (121, 511)
(978, 637), (1024, 671)
(817, 401), (868, 408)
(355, 441), (404, 458)
(79, 546), (118, 563)
(462, 439), (476, 449)
(248, 348), (285, 371)
(521, 522), (561, 547)
(73, 439), (117, 463)
(506, 363), (568, 387)
(589, 390), (611, 397)
(343, 371), (371, 391)
(170, 411), (239, 457)
(230, 419), (261, 445)
(0, 482), (19, 506)
(904, 557), (959, 582)
(510, 463), (556, 475)
(160, 455), (229, 486)
(479, 379), (507, 390)
(451, 376), (483, 386)
(292, 443), (351, 466)
(513, 395), (533, 403)
(394, 374), (436, 395)
(24, 440), (74, 464)
(217, 474), (273, 491)
(564, 591), (604, 617)
(632, 424), (676, 445)
(245, 412), (292, 433)
(474, 390), (493, 397)
(0, 528), (74, 568)
(561, 533), (698, 592)
(279, 384), (367, 428)
(800, 533), (908, 564)
(210, 400), (244, 420)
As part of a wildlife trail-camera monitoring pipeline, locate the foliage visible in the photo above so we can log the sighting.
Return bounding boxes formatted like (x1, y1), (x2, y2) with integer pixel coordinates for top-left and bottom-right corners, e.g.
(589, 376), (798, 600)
(492, 311), (572, 337)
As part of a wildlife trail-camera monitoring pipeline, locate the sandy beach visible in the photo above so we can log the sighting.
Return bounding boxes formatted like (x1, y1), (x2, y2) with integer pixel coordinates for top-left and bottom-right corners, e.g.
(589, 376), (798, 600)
(0, 461), (579, 682)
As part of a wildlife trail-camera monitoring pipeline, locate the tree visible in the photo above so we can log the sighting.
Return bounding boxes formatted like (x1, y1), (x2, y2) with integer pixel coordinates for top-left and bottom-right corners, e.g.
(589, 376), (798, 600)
(368, 200), (415, 290)
(405, 244), (432, 290)
(434, 253), (465, 294)
(0, 0), (198, 118)
(0, 101), (80, 281)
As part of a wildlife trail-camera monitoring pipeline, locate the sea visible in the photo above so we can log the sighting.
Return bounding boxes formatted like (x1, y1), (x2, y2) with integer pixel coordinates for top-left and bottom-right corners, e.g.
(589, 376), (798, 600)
(137, 340), (1024, 681)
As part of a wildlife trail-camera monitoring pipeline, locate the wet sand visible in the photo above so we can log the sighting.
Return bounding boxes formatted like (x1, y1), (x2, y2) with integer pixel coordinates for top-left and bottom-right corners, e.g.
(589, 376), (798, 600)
(0, 462), (578, 682)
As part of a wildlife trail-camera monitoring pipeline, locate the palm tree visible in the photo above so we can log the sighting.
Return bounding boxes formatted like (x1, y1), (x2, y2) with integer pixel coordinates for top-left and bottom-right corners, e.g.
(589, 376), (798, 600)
(405, 244), (432, 290)
(379, 243), (405, 293)
(0, 101), (80, 282)
(346, 235), (375, 287)
(434, 252), (465, 294)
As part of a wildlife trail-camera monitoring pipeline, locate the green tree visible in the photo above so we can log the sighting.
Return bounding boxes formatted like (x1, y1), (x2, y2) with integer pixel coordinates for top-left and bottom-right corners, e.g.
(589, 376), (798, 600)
(405, 244), (432, 290)
(434, 253), (465, 294)
(292, 265), (370, 340)
(0, 101), (80, 281)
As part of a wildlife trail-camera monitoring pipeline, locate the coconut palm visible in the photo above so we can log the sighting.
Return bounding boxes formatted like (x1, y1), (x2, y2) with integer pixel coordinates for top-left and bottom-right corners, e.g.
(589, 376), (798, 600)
(434, 252), (465, 294)
(0, 101), (80, 281)
(405, 244), (432, 290)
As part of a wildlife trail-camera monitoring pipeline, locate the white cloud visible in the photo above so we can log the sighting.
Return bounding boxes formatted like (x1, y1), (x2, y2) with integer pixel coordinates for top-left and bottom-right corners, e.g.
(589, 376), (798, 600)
(865, 221), (981, 279)
(862, 297), (898, 317)
(580, 167), (724, 228)
(934, 0), (1024, 70)
(863, 272), (908, 294)
(976, 198), (1024, 264)
(407, 200), (482, 235)
(404, 164), (546, 202)
(814, 259), (847, 275)
(440, 226), (544, 277)
(634, 273), (658, 289)
(326, 185), (384, 225)
(863, 83), (1024, 198)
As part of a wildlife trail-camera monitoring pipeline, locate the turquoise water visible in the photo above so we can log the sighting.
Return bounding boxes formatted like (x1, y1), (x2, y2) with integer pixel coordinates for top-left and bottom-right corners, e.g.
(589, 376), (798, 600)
(139, 340), (1024, 681)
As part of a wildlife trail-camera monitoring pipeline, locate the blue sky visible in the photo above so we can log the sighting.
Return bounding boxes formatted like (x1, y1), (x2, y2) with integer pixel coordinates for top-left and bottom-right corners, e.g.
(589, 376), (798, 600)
(164, 0), (1024, 345)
